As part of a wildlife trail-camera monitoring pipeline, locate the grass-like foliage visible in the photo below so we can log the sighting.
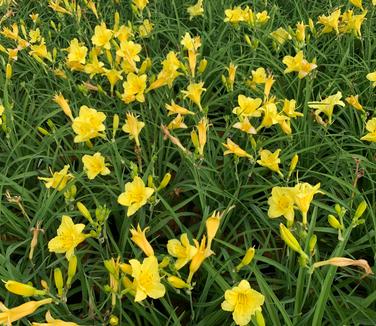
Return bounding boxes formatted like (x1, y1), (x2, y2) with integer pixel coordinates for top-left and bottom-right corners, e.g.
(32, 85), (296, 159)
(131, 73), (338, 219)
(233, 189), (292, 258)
(0, 0), (375, 325)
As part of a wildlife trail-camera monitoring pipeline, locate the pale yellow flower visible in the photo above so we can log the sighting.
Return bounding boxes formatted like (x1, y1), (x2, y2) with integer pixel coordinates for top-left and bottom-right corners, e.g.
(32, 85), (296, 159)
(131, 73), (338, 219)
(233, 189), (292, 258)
(257, 149), (283, 176)
(167, 233), (197, 270)
(187, 0), (204, 20)
(82, 152), (110, 180)
(38, 165), (73, 191)
(122, 112), (145, 147)
(223, 138), (253, 159)
(268, 187), (295, 222)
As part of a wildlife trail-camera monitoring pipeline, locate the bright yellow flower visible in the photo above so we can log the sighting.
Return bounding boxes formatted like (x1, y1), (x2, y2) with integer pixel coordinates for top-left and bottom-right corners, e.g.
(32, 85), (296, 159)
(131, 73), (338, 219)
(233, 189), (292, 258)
(259, 100), (279, 129)
(67, 38), (87, 65)
(38, 165), (73, 191)
(206, 211), (222, 253)
(366, 71), (376, 87)
(191, 117), (209, 156)
(82, 152), (110, 180)
(116, 41), (141, 73)
(233, 117), (257, 134)
(53, 93), (74, 121)
(268, 187), (295, 222)
(32, 310), (78, 325)
(118, 176), (154, 217)
(270, 27), (291, 45)
(139, 19), (154, 38)
(165, 100), (194, 116)
(308, 91), (345, 125)
(248, 67), (267, 87)
(187, 236), (209, 283)
(283, 51), (317, 79)
(232, 95), (262, 118)
(148, 52), (182, 90)
(29, 42), (51, 61)
(182, 82), (206, 109)
(223, 138), (253, 159)
(361, 118), (376, 142)
(257, 149), (283, 176)
(130, 224), (154, 257)
(167, 276), (190, 289)
(121, 73), (147, 104)
(187, 0), (204, 20)
(0, 24), (19, 41)
(293, 182), (322, 225)
(29, 29), (41, 43)
(132, 0), (149, 11)
(91, 22), (113, 49)
(122, 112), (145, 147)
(340, 10), (367, 37)
(48, 215), (86, 260)
(5, 280), (45, 297)
(295, 22), (306, 42)
(282, 99), (303, 118)
(115, 25), (133, 42)
(72, 106), (106, 143)
(345, 95), (364, 111)
(0, 299), (52, 325)
(104, 68), (123, 92)
(350, 0), (363, 9)
(48, 0), (71, 15)
(167, 233), (198, 270)
(84, 53), (105, 78)
(318, 9), (341, 34)
(167, 114), (187, 130)
(224, 7), (248, 24)
(129, 256), (165, 302)
(221, 280), (265, 326)
(0, 105), (4, 125)
(255, 11), (270, 25)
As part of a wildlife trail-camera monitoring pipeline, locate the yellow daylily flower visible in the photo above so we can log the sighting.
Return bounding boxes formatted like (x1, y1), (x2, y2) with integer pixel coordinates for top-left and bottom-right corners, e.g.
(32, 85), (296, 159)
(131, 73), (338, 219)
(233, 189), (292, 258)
(116, 40), (142, 73)
(257, 149), (283, 177)
(366, 71), (376, 87)
(67, 38), (87, 67)
(38, 165), (74, 191)
(48, 215), (86, 260)
(82, 152), (110, 180)
(167, 233), (197, 270)
(232, 95), (262, 118)
(122, 112), (145, 147)
(345, 95), (364, 111)
(182, 82), (206, 110)
(130, 224), (154, 257)
(165, 101), (194, 116)
(360, 118), (376, 142)
(221, 280), (265, 326)
(268, 186), (295, 222)
(91, 22), (113, 49)
(129, 256), (165, 302)
(187, 235), (209, 283)
(53, 93), (74, 121)
(191, 117), (209, 156)
(187, 0), (204, 20)
(121, 73), (147, 104)
(118, 176), (154, 217)
(206, 211), (222, 252)
(4, 281), (45, 297)
(72, 106), (106, 143)
(283, 51), (317, 79)
(270, 27), (291, 46)
(282, 99), (303, 118)
(167, 114), (188, 130)
(340, 10), (367, 37)
(132, 0), (149, 11)
(223, 138), (253, 159)
(233, 117), (257, 134)
(293, 182), (322, 225)
(308, 91), (345, 125)
(318, 9), (341, 34)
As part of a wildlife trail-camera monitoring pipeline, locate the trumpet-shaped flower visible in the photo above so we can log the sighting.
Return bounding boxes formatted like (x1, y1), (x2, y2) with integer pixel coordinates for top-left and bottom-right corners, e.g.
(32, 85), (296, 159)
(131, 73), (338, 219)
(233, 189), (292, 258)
(283, 51), (317, 79)
(167, 233), (197, 270)
(191, 117), (209, 156)
(38, 165), (73, 191)
(187, 236), (209, 283)
(82, 152), (110, 180)
(221, 280), (265, 326)
(308, 91), (345, 125)
(91, 22), (113, 49)
(268, 187), (295, 222)
(0, 299), (52, 325)
(293, 182), (322, 225)
(167, 114), (187, 130)
(165, 101), (194, 116)
(318, 9), (341, 34)
(232, 95), (262, 118)
(366, 71), (376, 87)
(360, 118), (376, 142)
(233, 117), (257, 134)
(129, 256), (165, 302)
(122, 112), (145, 147)
(72, 106), (106, 143)
(345, 95), (363, 111)
(121, 73), (147, 104)
(282, 99), (303, 118)
(116, 41), (141, 73)
(257, 149), (283, 176)
(340, 10), (367, 38)
(48, 215), (86, 260)
(67, 38), (87, 67)
(130, 224), (154, 257)
(118, 176), (154, 217)
(223, 138), (253, 159)
(182, 82), (206, 110)
(32, 310), (78, 326)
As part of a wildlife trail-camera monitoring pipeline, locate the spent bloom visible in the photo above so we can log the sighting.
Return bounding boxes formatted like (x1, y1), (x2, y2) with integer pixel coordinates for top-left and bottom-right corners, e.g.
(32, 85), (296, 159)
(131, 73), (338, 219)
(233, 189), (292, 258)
(82, 152), (110, 180)
(167, 233), (198, 270)
(360, 118), (376, 142)
(122, 112), (145, 147)
(48, 215), (87, 260)
(221, 280), (265, 326)
(129, 256), (165, 302)
(72, 106), (106, 143)
(117, 176), (154, 217)
(38, 165), (73, 191)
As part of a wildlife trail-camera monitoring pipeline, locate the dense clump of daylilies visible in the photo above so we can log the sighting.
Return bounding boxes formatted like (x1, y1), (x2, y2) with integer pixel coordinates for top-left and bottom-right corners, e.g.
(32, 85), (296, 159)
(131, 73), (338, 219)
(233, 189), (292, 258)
(0, 0), (375, 325)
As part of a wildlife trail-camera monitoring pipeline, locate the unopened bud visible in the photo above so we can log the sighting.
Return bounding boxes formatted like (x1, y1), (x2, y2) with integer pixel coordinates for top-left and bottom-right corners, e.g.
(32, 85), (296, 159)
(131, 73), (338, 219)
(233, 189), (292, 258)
(354, 200), (367, 221)
(54, 268), (64, 297)
(328, 214), (343, 230)
(6, 63), (12, 80)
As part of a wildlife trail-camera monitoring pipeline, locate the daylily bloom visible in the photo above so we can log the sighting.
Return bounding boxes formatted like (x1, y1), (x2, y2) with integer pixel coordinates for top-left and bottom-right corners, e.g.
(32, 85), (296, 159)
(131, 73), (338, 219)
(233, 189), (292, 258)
(72, 106), (106, 143)
(121, 73), (147, 104)
(53, 93), (74, 121)
(270, 27), (291, 46)
(167, 233), (197, 270)
(360, 118), (376, 142)
(148, 52), (181, 91)
(340, 10), (367, 38)
(122, 112), (145, 147)
(233, 117), (257, 134)
(130, 224), (154, 257)
(129, 256), (165, 302)
(221, 280), (265, 326)
(206, 211), (222, 252)
(0, 299), (52, 325)
(116, 41), (142, 73)
(82, 152), (110, 180)
(191, 117), (209, 156)
(187, 0), (204, 20)
(257, 149), (283, 177)
(4, 280), (45, 297)
(167, 114), (188, 130)
(268, 187), (295, 222)
(38, 165), (73, 191)
(67, 38), (87, 69)
(223, 138), (253, 159)
(308, 91), (345, 125)
(32, 310), (78, 325)
(293, 182), (322, 225)
(283, 51), (317, 79)
(318, 9), (341, 34)
(165, 101), (194, 116)
(282, 99), (303, 118)
(48, 215), (86, 260)
(259, 100), (280, 129)
(345, 95), (364, 111)
(91, 22), (113, 49)
(187, 236), (209, 283)
(182, 82), (206, 110)
(132, 0), (149, 11)
(366, 71), (376, 87)
(232, 95), (262, 118)
(118, 176), (154, 217)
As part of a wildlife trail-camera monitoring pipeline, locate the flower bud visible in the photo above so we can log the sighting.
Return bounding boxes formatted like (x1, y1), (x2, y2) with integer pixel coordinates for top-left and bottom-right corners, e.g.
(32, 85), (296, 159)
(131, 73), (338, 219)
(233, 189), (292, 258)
(159, 256), (170, 269)
(328, 215), (343, 230)
(77, 202), (93, 224)
(119, 263), (132, 274)
(112, 114), (119, 139)
(157, 172), (171, 190)
(109, 315), (119, 326)
(67, 255), (78, 288)
(198, 59), (208, 73)
(168, 276), (189, 289)
(6, 63), (12, 80)
(309, 234), (317, 254)
(236, 247), (255, 271)
(354, 200), (367, 221)
(255, 310), (265, 326)
(279, 223), (303, 254)
(5, 280), (45, 297)
(54, 268), (64, 296)
(288, 154), (299, 177)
